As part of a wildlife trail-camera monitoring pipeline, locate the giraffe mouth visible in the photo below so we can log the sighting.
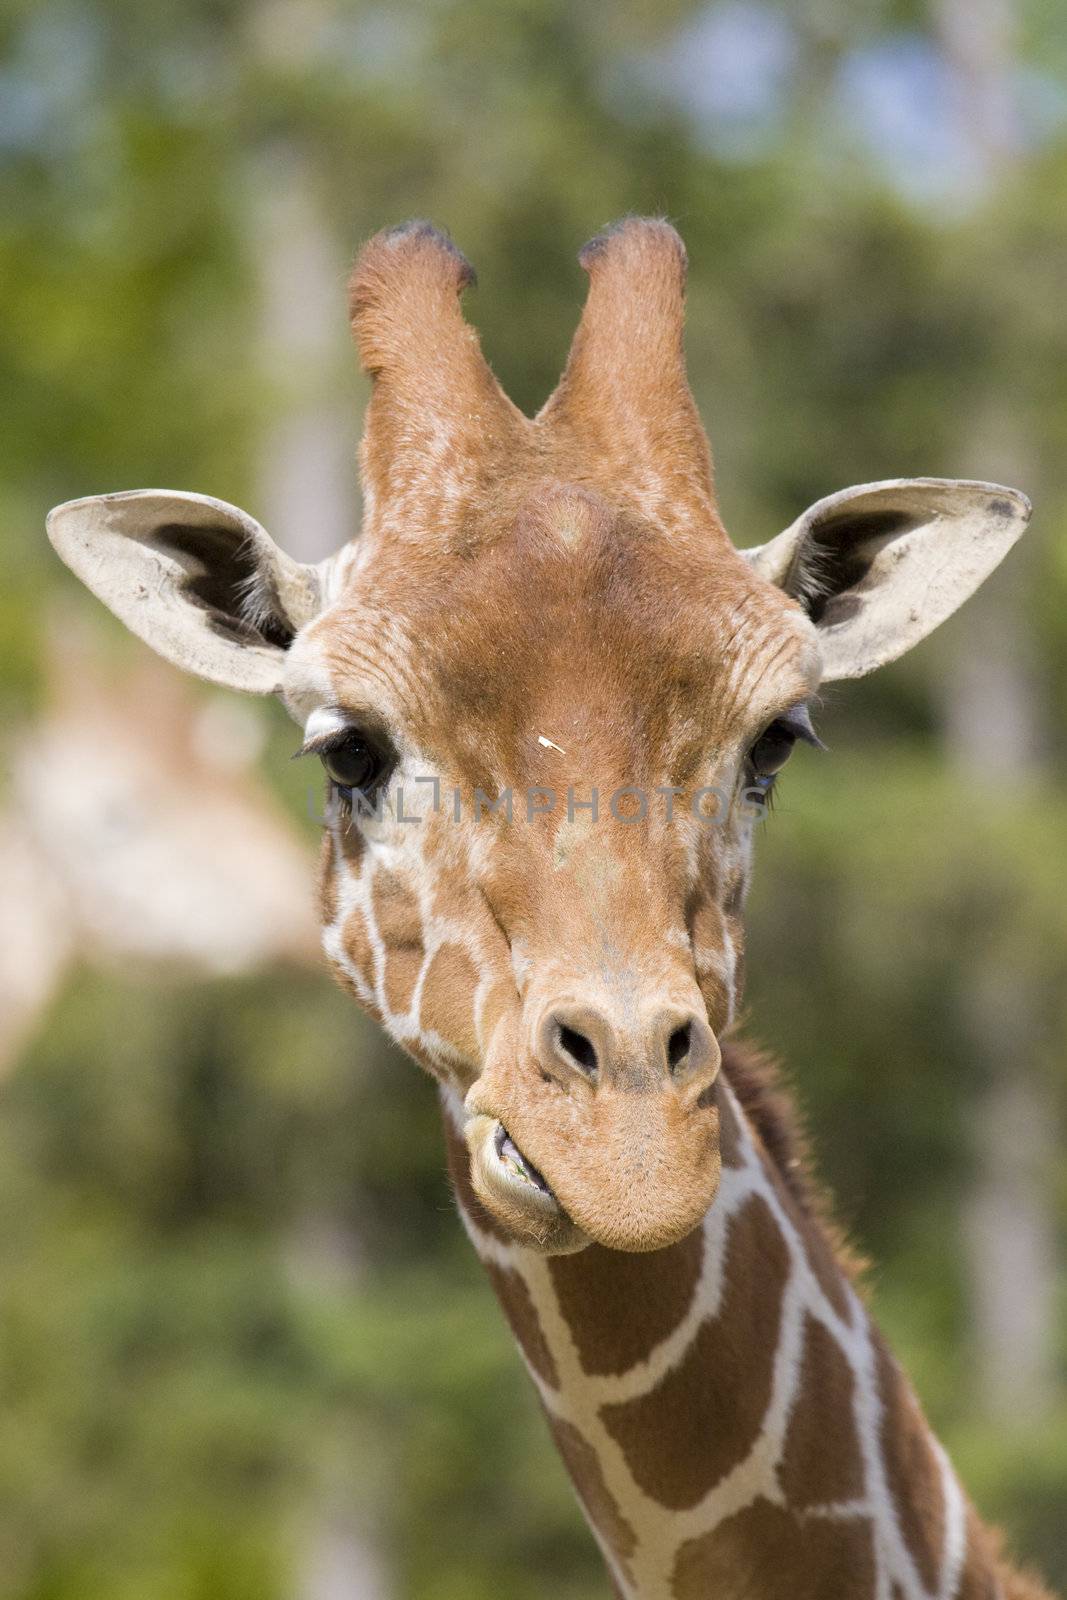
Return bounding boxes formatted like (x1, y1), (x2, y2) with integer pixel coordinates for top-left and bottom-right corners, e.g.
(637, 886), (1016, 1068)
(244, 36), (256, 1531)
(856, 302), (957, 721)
(464, 1111), (590, 1254)
(495, 1122), (553, 1196)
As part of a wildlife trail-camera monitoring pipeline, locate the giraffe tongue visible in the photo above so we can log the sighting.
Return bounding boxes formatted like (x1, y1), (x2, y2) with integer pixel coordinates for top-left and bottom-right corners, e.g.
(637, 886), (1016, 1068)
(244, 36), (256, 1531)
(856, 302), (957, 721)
(496, 1124), (552, 1195)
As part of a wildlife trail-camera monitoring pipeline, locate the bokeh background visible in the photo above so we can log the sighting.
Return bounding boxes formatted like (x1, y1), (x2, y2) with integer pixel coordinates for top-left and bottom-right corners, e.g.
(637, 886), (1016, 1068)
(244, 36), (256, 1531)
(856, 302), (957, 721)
(3, 0), (1067, 1595)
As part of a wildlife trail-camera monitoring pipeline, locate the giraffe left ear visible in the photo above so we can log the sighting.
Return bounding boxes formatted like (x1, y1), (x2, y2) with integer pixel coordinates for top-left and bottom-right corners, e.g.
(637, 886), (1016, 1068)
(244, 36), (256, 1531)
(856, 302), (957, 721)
(47, 490), (324, 694)
(742, 478), (1031, 681)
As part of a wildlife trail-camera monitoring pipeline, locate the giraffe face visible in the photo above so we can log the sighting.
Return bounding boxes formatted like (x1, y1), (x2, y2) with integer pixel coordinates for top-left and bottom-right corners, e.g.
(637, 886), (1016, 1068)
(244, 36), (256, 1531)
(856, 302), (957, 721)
(47, 217), (1030, 1255)
(288, 482), (820, 1255)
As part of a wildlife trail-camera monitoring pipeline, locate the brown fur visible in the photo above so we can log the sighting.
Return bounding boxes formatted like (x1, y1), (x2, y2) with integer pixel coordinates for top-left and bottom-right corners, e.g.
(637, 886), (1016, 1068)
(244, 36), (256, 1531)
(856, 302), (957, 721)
(779, 1314), (865, 1508)
(320, 220), (1047, 1597)
(599, 1193), (790, 1508)
(50, 212), (1051, 1599)
(965, 1513), (1057, 1600)
(548, 1224), (704, 1378)
(549, 1416), (640, 1582)
(317, 462), (816, 1247)
(673, 1501), (877, 1600)
(721, 1037), (869, 1287)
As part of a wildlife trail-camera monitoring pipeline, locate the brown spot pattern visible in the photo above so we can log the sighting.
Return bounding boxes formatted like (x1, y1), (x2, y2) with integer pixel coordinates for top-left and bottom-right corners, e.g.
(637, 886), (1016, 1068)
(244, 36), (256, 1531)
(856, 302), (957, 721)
(341, 908), (376, 994)
(337, 812), (366, 869)
(599, 1193), (789, 1509)
(306, 222), (1048, 1600)
(672, 1499), (876, 1600)
(548, 1416), (637, 1579)
(761, 1152), (852, 1324)
(317, 833), (338, 924)
(779, 1314), (865, 1509)
(803, 1217), (853, 1324)
(955, 1512), (1000, 1599)
(369, 870), (425, 1013)
(383, 948), (424, 1014)
(478, 979), (516, 1049)
(371, 868), (423, 946)
(419, 941), (481, 1059)
(874, 1333), (945, 1595)
(715, 1080), (745, 1171)
(548, 1227), (703, 1377)
(483, 1262), (559, 1387)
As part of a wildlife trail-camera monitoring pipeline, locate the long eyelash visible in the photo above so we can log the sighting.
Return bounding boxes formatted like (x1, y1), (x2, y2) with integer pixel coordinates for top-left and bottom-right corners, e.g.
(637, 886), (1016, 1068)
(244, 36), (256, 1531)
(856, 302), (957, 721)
(292, 727), (356, 760)
(746, 772), (779, 813)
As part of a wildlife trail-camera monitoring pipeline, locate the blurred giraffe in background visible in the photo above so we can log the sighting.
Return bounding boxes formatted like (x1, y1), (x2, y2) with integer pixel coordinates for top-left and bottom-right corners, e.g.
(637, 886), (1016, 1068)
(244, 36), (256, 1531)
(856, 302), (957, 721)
(47, 218), (1052, 1598)
(0, 614), (318, 1071)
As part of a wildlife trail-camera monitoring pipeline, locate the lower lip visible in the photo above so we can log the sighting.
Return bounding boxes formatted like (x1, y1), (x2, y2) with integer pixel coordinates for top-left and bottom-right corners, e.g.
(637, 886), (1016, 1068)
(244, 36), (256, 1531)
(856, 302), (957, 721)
(468, 1113), (561, 1213)
(494, 1124), (552, 1194)
(464, 1113), (591, 1256)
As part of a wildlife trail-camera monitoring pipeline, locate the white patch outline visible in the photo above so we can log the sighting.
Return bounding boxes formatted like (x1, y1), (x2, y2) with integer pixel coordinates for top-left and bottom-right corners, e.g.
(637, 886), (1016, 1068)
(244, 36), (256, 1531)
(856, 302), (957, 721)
(305, 631), (974, 1600)
(444, 1076), (976, 1600)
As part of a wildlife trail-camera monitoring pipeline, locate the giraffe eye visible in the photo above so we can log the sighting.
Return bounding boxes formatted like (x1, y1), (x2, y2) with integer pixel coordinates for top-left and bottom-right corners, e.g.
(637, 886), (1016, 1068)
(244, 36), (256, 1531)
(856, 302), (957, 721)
(746, 704), (822, 791)
(747, 721), (798, 793)
(320, 731), (389, 793)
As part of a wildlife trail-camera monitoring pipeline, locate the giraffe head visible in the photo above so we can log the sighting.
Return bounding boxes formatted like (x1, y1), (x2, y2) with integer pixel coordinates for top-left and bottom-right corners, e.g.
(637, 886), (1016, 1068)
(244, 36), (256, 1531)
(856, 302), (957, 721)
(48, 218), (1029, 1255)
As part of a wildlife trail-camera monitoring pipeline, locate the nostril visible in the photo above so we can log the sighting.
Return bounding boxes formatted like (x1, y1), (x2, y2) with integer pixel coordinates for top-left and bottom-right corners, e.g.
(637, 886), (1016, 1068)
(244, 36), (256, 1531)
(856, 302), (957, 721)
(667, 1024), (691, 1073)
(558, 1024), (598, 1076)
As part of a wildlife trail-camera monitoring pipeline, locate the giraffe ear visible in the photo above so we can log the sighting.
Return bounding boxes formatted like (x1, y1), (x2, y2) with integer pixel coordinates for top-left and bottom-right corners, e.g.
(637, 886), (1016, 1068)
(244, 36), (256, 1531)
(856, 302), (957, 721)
(46, 490), (324, 694)
(742, 478), (1031, 681)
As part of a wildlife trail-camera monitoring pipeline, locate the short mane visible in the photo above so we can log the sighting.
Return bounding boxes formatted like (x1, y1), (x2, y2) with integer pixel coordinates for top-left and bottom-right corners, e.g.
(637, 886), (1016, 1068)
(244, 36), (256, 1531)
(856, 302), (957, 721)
(721, 1036), (866, 1285)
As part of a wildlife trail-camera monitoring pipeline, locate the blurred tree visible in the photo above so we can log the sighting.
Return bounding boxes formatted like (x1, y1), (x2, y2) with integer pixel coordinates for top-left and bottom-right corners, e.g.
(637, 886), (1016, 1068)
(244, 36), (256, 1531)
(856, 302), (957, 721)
(931, 0), (1059, 1426)
(2, 0), (1066, 1595)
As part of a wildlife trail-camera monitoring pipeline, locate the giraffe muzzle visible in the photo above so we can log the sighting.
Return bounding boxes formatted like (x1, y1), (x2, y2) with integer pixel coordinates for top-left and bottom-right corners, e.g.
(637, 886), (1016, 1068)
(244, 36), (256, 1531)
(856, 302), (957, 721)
(463, 1015), (724, 1253)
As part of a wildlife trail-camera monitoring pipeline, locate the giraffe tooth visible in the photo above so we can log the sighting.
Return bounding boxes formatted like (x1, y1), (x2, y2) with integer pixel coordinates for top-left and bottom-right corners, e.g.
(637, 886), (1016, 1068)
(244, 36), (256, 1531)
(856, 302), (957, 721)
(496, 1124), (552, 1193)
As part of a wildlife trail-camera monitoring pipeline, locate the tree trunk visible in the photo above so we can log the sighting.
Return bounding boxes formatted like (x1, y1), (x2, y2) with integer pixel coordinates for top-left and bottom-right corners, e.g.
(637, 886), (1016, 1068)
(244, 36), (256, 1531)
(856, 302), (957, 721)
(935, 0), (1058, 1424)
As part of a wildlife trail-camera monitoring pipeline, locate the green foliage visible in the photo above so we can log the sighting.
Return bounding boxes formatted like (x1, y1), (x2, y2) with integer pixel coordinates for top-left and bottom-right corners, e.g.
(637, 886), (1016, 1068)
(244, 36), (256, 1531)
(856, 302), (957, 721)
(0, 973), (603, 1599)
(3, 1), (1067, 1595)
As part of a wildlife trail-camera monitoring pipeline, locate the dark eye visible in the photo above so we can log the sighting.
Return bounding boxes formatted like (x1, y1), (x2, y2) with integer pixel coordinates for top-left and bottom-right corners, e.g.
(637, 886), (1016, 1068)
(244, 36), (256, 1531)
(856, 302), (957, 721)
(748, 721), (797, 785)
(321, 732), (388, 793)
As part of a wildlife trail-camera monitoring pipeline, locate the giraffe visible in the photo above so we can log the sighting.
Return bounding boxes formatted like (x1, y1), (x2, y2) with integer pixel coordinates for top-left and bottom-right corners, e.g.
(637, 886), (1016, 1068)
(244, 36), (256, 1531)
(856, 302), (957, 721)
(47, 217), (1053, 1599)
(0, 609), (319, 1070)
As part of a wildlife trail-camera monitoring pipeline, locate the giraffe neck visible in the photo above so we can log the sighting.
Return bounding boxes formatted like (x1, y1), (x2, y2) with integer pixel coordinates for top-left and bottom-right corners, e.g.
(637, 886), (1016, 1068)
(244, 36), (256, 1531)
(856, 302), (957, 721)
(441, 1047), (1008, 1600)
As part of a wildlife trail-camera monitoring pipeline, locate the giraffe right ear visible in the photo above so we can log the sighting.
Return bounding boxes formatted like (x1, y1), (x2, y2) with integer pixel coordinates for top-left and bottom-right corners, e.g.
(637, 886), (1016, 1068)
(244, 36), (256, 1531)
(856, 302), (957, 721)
(46, 490), (324, 694)
(742, 478), (1031, 681)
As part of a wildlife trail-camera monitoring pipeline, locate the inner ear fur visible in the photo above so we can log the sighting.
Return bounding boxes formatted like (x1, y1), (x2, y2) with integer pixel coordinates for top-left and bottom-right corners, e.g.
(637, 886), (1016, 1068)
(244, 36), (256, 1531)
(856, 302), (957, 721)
(47, 489), (321, 694)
